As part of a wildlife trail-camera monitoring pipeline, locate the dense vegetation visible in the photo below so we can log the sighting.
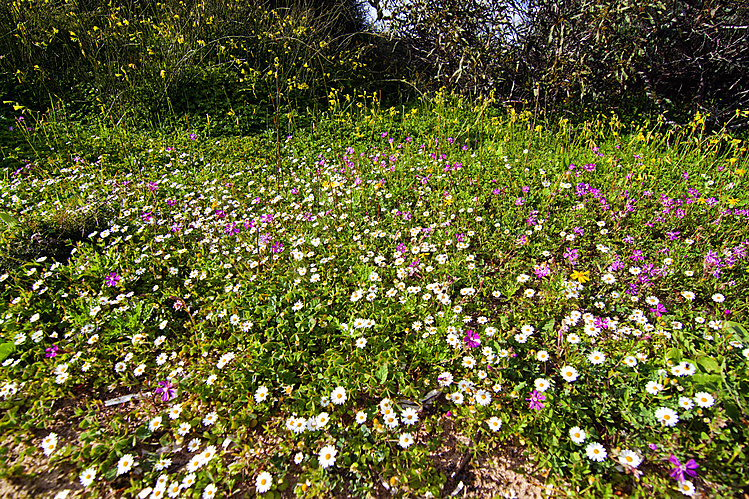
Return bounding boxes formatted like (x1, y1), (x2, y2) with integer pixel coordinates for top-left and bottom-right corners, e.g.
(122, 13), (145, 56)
(2, 0), (748, 129)
(1, 1), (749, 498)
(0, 94), (748, 498)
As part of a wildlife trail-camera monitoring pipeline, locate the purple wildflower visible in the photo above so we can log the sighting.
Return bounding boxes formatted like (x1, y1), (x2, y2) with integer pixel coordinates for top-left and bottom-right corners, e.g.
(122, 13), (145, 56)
(610, 256), (624, 272)
(155, 380), (177, 402)
(526, 390), (546, 411)
(526, 210), (539, 226)
(464, 330), (480, 348)
(563, 247), (579, 265)
(271, 241), (284, 253)
(45, 345), (58, 358)
(594, 316), (609, 329)
(105, 272), (121, 287)
(534, 263), (550, 279)
(668, 455), (698, 482)
(650, 303), (667, 317)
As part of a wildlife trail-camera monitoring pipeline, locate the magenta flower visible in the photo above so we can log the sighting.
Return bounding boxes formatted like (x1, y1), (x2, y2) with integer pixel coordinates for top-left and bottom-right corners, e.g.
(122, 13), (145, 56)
(45, 345), (58, 358)
(105, 272), (121, 287)
(464, 330), (480, 348)
(534, 263), (550, 279)
(669, 454), (698, 482)
(155, 380), (177, 402)
(650, 303), (667, 317)
(526, 390), (546, 411)
(563, 247), (579, 265)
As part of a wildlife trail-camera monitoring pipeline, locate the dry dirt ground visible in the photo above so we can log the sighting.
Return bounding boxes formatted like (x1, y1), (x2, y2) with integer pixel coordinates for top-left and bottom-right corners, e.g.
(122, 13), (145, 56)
(0, 436), (548, 499)
(0, 391), (549, 499)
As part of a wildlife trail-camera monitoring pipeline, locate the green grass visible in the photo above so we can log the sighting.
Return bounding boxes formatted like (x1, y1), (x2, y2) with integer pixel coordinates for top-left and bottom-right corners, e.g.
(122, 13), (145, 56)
(0, 97), (748, 498)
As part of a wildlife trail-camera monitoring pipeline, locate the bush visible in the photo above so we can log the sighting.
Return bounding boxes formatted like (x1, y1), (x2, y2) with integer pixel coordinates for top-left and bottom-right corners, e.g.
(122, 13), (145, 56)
(0, 0), (371, 128)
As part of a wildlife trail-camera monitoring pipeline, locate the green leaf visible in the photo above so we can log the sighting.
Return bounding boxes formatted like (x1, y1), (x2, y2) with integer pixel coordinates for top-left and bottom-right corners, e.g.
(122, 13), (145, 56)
(696, 355), (721, 374)
(692, 373), (722, 388)
(724, 321), (749, 343)
(665, 347), (682, 362)
(724, 402), (742, 421)
(0, 212), (18, 228)
(0, 342), (14, 362)
(376, 363), (388, 384)
(542, 319), (556, 333)
(103, 466), (117, 481)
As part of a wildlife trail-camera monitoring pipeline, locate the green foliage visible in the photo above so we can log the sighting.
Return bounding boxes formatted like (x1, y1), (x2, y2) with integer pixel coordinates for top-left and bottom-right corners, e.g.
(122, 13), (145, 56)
(0, 0), (371, 128)
(0, 94), (748, 497)
(371, 0), (749, 127)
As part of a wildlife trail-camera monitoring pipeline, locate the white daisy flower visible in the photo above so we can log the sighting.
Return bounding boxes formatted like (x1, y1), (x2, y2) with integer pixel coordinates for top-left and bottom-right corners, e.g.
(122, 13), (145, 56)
(585, 442), (607, 462)
(256, 471), (272, 494)
(569, 427), (586, 444)
(694, 392), (714, 408)
(318, 445), (337, 468)
(655, 407), (679, 427)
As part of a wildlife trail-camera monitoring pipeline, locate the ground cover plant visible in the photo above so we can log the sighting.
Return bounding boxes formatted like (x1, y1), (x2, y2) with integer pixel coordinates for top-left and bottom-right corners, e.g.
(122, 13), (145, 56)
(0, 97), (749, 498)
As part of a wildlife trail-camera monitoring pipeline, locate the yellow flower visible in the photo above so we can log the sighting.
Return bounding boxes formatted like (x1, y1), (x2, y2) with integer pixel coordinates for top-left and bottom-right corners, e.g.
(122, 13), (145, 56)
(727, 197), (740, 206)
(570, 270), (591, 284)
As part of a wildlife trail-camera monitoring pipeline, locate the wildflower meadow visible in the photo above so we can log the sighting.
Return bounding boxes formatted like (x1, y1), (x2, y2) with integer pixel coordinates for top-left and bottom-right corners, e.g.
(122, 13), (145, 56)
(1, 97), (748, 498)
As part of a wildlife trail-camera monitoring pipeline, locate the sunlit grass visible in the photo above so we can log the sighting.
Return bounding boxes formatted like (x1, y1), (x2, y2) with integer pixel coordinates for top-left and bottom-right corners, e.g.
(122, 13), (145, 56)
(0, 100), (748, 498)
